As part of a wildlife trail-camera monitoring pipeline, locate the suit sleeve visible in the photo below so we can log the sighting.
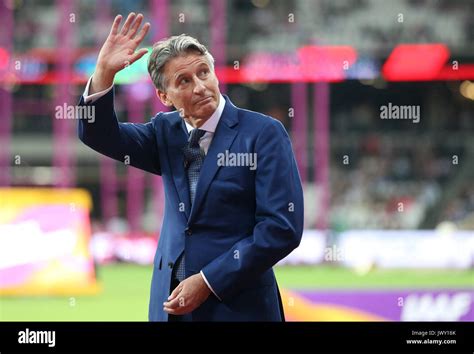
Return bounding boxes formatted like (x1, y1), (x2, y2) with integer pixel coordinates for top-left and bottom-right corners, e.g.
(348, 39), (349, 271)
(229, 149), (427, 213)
(201, 119), (304, 301)
(77, 88), (161, 175)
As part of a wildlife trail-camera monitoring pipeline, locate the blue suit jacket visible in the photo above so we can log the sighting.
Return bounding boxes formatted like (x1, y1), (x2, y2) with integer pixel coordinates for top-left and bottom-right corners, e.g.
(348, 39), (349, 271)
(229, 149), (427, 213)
(78, 90), (304, 321)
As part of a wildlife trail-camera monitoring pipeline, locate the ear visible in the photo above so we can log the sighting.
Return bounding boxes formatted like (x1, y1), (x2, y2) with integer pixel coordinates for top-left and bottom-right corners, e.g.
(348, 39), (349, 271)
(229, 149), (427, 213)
(156, 89), (173, 107)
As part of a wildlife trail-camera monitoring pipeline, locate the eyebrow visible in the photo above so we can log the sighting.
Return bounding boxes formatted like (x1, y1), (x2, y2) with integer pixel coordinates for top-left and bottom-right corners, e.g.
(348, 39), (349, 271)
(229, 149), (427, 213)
(174, 73), (186, 83)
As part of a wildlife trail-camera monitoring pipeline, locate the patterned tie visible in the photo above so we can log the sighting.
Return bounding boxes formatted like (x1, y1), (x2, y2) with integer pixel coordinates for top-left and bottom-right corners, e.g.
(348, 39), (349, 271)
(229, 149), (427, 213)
(173, 128), (206, 281)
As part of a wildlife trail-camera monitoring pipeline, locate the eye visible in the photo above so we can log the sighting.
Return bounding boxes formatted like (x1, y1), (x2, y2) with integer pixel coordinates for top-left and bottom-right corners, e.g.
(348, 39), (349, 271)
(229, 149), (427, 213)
(199, 69), (209, 77)
(179, 77), (190, 86)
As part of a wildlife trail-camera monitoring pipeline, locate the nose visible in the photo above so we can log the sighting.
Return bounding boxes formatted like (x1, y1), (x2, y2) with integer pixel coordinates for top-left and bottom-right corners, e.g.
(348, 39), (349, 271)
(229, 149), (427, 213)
(193, 78), (206, 95)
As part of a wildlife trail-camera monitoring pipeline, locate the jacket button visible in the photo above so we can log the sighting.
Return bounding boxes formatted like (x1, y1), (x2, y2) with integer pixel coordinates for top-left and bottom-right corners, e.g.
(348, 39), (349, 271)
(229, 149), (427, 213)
(185, 227), (192, 236)
(168, 262), (174, 269)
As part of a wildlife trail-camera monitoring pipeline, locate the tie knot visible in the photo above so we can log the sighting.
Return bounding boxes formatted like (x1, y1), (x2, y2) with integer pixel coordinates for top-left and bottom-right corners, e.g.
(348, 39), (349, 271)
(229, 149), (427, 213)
(188, 128), (206, 147)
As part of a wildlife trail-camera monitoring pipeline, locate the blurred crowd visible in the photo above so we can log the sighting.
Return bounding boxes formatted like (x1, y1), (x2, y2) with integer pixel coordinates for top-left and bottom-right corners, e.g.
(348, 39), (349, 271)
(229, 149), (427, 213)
(11, 0), (474, 60)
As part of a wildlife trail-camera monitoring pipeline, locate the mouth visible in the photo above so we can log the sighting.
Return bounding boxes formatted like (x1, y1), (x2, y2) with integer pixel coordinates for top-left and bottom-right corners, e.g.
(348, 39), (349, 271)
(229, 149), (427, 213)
(195, 96), (213, 105)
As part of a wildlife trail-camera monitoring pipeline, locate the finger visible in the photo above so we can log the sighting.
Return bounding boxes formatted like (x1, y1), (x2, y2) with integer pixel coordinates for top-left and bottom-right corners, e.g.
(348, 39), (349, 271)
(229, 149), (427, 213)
(163, 306), (181, 315)
(164, 306), (187, 315)
(120, 12), (136, 35)
(133, 22), (150, 44)
(168, 283), (183, 301)
(128, 48), (149, 65)
(128, 13), (143, 38)
(164, 299), (189, 315)
(163, 296), (181, 310)
(109, 15), (122, 36)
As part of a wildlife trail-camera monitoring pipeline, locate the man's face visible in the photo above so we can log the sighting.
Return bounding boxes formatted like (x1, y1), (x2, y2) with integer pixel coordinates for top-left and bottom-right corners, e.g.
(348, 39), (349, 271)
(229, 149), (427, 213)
(157, 52), (220, 126)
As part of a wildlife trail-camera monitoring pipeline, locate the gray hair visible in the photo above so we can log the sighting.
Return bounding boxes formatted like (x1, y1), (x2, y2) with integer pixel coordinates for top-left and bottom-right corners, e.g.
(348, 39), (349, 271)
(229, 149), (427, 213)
(147, 34), (215, 91)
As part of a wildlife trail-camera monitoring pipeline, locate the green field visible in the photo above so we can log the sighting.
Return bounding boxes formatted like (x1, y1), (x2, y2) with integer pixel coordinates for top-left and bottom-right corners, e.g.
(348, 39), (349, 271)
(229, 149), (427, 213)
(1, 265), (473, 321)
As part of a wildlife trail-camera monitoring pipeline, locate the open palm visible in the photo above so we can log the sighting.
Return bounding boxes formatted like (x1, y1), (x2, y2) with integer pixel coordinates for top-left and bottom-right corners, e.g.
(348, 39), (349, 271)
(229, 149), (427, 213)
(97, 13), (150, 75)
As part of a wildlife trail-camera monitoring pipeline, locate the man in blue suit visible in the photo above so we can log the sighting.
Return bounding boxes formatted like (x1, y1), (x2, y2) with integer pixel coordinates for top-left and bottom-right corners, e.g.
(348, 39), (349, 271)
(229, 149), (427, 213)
(78, 12), (304, 321)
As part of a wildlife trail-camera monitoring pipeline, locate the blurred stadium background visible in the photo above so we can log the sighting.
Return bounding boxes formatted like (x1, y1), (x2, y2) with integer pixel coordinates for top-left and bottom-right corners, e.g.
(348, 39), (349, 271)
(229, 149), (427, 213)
(0, 0), (473, 321)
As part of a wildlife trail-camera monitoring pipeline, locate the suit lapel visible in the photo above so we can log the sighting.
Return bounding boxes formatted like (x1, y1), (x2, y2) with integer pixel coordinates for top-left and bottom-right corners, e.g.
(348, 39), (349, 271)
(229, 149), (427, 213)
(189, 96), (239, 224)
(167, 114), (191, 220)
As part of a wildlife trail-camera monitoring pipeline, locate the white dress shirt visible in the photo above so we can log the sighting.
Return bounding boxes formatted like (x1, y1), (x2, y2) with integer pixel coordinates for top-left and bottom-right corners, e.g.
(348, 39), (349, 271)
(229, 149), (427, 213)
(82, 76), (225, 300)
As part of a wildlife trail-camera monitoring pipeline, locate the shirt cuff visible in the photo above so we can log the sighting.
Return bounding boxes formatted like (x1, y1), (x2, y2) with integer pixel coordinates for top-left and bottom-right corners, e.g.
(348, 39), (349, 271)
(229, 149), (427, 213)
(83, 75), (113, 104)
(200, 270), (222, 301)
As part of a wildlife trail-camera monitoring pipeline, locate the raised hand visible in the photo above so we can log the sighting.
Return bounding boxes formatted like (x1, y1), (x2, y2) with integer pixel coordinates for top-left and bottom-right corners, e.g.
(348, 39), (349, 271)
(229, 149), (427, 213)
(91, 13), (150, 93)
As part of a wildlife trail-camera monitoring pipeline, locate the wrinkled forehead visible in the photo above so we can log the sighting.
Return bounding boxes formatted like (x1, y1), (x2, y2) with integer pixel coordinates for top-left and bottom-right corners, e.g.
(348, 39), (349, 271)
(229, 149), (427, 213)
(163, 51), (211, 83)
(167, 51), (210, 71)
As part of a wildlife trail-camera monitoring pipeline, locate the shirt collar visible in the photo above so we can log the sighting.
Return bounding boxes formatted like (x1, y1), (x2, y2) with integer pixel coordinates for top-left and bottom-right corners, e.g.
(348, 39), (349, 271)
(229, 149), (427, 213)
(184, 94), (225, 134)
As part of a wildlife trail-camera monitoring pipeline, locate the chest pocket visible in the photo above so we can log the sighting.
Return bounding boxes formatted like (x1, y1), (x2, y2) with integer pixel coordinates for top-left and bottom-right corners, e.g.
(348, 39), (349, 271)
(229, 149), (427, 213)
(216, 166), (242, 181)
(216, 165), (256, 182)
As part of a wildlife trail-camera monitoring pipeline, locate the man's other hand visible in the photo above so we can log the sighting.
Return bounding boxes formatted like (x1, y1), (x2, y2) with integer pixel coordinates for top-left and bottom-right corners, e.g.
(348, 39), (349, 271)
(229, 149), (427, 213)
(163, 273), (212, 316)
